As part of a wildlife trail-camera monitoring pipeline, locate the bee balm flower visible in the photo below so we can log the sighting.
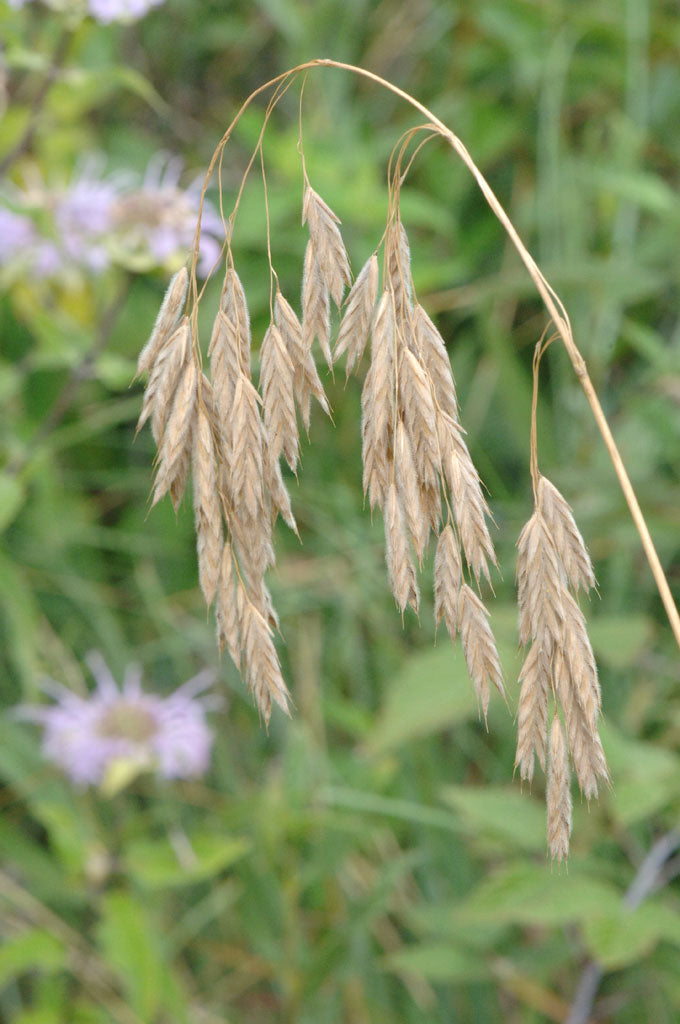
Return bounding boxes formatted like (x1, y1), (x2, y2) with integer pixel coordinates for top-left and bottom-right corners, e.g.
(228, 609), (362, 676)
(21, 653), (216, 789)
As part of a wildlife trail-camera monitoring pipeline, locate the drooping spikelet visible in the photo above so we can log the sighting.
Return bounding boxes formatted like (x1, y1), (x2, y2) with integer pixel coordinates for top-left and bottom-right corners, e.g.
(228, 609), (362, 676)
(136, 267), (188, 378)
(302, 186), (352, 307)
(384, 483), (419, 614)
(434, 523), (462, 640)
(259, 322), (299, 471)
(516, 475), (608, 858)
(193, 400), (223, 606)
(547, 715), (572, 863)
(458, 584), (505, 720)
(334, 253), (379, 375)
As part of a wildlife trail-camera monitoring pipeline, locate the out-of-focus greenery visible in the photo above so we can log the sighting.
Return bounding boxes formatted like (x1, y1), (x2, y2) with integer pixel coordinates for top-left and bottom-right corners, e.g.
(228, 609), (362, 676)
(1, 0), (679, 1021)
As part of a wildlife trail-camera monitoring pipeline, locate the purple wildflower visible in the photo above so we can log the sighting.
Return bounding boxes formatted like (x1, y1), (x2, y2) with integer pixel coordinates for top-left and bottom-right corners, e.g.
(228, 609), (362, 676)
(114, 153), (224, 276)
(88, 0), (165, 23)
(0, 207), (37, 262)
(8, 0), (166, 22)
(21, 653), (216, 788)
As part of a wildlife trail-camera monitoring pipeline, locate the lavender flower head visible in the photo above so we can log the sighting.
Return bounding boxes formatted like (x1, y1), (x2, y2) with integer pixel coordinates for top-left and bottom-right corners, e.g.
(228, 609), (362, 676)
(21, 653), (216, 789)
(8, 0), (166, 23)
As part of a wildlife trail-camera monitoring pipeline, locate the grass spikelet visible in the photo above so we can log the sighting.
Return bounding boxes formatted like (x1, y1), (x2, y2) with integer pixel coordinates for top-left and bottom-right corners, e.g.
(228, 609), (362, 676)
(230, 373), (264, 521)
(516, 509), (564, 644)
(221, 268), (251, 375)
(458, 584), (504, 718)
(241, 601), (291, 725)
(547, 715), (572, 863)
(538, 475), (596, 593)
(413, 303), (459, 422)
(515, 638), (551, 782)
(136, 266), (188, 378)
(442, 422), (496, 584)
(264, 454), (298, 534)
(193, 402), (223, 606)
(384, 482), (419, 614)
(137, 317), (191, 442)
(216, 541), (241, 669)
(386, 220), (412, 321)
(302, 239), (332, 368)
(302, 185), (351, 307)
(152, 358), (197, 507)
(334, 253), (379, 375)
(259, 322), (299, 471)
(394, 419), (429, 561)
(361, 293), (395, 509)
(275, 290), (329, 428)
(399, 346), (440, 490)
(433, 523), (462, 640)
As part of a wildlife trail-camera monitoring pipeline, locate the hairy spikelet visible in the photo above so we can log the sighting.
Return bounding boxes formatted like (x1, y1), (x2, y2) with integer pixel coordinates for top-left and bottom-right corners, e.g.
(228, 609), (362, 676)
(259, 322), (299, 471)
(441, 420), (496, 583)
(458, 584), (504, 718)
(362, 293), (395, 508)
(413, 304), (458, 422)
(302, 239), (332, 367)
(152, 358), (197, 506)
(136, 267), (188, 378)
(275, 290), (329, 429)
(399, 347), (440, 490)
(516, 509), (564, 644)
(137, 317), (191, 442)
(334, 253), (379, 375)
(562, 590), (601, 727)
(386, 220), (412, 322)
(394, 419), (428, 562)
(515, 637), (551, 782)
(384, 483), (419, 614)
(241, 601), (291, 724)
(554, 648), (608, 799)
(547, 716), (572, 862)
(516, 482), (608, 857)
(264, 453), (298, 534)
(433, 523), (461, 640)
(303, 186), (351, 307)
(193, 401), (223, 606)
(216, 542), (241, 669)
(230, 373), (264, 520)
(221, 268), (251, 376)
(538, 476), (596, 593)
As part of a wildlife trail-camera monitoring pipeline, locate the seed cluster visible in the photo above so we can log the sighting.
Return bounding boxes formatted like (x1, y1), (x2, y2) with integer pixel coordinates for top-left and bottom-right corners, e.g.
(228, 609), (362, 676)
(136, 174), (605, 858)
(516, 476), (609, 860)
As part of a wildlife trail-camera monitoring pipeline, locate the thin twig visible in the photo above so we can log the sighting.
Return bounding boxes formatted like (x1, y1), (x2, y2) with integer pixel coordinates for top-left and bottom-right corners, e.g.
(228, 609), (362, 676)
(565, 830), (680, 1024)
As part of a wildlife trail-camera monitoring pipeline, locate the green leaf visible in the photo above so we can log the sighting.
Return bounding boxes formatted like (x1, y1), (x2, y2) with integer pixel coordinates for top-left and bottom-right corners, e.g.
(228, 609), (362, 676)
(583, 901), (680, 969)
(365, 645), (476, 754)
(440, 785), (546, 852)
(0, 472), (25, 532)
(602, 724), (680, 826)
(97, 890), (165, 1020)
(458, 863), (621, 927)
(124, 833), (250, 889)
(588, 614), (653, 669)
(0, 929), (66, 989)
(383, 944), (489, 983)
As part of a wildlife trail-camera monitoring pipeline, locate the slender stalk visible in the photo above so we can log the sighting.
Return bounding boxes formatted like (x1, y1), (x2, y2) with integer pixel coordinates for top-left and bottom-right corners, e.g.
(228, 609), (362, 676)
(192, 57), (680, 651)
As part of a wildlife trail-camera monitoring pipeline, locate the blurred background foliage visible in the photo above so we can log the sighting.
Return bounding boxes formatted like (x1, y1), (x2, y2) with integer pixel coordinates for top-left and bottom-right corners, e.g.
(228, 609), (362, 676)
(1, 0), (679, 1021)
